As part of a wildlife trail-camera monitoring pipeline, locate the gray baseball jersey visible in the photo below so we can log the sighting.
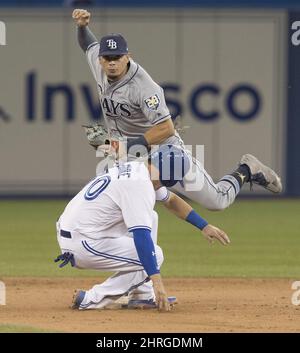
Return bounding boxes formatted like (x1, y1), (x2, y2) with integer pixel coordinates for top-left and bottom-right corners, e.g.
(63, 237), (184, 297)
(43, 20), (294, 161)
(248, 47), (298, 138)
(86, 43), (183, 146)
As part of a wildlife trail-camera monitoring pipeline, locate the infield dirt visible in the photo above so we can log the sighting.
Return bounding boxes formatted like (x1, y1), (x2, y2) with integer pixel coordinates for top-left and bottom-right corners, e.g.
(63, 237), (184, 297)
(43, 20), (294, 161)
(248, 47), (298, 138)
(0, 277), (298, 332)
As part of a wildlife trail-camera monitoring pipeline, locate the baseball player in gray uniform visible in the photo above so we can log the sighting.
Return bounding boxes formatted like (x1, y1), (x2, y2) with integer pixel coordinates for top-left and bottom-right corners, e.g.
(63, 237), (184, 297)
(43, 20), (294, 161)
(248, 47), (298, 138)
(72, 9), (282, 210)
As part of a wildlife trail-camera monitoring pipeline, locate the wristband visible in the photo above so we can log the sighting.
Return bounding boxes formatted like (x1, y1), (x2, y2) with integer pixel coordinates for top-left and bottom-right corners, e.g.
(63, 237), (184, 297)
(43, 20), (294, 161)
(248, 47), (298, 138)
(186, 210), (208, 230)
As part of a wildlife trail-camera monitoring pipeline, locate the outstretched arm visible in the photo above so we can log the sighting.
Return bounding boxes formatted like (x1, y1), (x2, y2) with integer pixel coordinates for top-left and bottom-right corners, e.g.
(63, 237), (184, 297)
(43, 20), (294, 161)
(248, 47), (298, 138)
(163, 191), (230, 245)
(144, 119), (175, 145)
(72, 9), (98, 52)
(132, 228), (171, 312)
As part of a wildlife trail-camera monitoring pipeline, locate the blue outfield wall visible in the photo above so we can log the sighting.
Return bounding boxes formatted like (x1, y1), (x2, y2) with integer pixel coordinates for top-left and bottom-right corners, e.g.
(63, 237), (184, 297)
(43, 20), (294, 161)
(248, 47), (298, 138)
(1, 0), (300, 8)
(287, 12), (300, 196)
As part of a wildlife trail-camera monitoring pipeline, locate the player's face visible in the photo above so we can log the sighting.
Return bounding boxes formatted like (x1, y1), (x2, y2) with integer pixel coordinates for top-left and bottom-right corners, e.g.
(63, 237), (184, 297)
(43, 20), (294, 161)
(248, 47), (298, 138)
(99, 55), (130, 81)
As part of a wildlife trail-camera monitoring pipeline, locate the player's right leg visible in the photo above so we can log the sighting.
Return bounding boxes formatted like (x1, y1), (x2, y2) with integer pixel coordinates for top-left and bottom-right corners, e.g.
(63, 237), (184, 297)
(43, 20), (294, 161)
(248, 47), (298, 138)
(172, 151), (282, 211)
(67, 230), (164, 310)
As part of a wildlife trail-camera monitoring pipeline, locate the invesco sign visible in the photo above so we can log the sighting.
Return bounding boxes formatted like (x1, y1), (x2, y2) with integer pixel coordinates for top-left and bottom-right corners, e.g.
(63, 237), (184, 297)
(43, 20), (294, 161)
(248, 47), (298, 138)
(162, 83), (261, 122)
(24, 71), (261, 123)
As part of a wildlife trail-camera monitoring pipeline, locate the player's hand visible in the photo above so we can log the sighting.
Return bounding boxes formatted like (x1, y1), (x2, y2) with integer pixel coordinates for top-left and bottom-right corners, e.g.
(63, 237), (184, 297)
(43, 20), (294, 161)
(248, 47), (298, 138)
(72, 9), (91, 27)
(96, 144), (111, 157)
(202, 224), (230, 245)
(151, 274), (171, 312)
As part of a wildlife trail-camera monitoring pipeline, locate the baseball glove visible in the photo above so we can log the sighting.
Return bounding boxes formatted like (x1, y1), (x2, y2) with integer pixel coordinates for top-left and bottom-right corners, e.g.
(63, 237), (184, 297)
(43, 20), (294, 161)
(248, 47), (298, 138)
(82, 123), (110, 149)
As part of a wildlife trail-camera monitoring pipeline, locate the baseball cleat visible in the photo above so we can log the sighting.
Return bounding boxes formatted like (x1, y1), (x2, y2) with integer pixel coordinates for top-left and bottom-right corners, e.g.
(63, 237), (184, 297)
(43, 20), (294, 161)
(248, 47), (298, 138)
(240, 154), (282, 193)
(71, 289), (86, 309)
(124, 296), (177, 310)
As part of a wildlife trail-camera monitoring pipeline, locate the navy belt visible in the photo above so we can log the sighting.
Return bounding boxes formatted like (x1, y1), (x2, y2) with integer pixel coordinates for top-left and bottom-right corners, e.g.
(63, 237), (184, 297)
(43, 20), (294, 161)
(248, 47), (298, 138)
(60, 230), (72, 239)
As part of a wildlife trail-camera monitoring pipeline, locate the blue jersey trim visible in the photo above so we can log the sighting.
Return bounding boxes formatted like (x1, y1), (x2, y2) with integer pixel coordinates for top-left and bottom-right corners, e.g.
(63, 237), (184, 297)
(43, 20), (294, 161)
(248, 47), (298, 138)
(160, 190), (170, 202)
(84, 175), (111, 201)
(128, 225), (152, 232)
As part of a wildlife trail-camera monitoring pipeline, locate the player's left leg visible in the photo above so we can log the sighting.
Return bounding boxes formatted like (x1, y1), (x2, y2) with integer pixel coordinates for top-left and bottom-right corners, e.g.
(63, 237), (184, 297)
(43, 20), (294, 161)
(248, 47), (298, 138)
(75, 269), (156, 310)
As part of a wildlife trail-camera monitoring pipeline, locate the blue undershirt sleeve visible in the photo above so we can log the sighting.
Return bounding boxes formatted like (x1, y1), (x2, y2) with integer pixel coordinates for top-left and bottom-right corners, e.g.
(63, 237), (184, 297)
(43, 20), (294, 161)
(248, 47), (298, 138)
(77, 26), (98, 52)
(132, 228), (160, 277)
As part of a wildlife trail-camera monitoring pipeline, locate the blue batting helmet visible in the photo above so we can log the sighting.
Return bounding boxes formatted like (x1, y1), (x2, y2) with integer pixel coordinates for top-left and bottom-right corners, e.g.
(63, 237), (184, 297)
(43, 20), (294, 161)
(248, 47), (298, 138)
(150, 145), (190, 187)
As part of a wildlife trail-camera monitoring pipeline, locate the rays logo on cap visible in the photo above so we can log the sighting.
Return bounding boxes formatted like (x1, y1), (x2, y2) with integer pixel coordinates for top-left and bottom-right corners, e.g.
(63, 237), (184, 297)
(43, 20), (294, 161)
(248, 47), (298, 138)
(107, 39), (117, 49)
(144, 94), (160, 111)
(99, 34), (128, 56)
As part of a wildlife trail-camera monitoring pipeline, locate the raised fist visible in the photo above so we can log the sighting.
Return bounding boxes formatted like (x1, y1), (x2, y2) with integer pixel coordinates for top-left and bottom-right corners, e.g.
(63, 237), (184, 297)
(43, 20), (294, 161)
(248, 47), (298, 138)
(72, 9), (91, 27)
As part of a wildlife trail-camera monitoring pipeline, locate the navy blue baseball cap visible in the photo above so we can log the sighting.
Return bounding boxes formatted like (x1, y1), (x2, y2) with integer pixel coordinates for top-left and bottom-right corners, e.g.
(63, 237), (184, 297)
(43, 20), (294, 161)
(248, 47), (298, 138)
(99, 33), (129, 57)
(150, 145), (190, 187)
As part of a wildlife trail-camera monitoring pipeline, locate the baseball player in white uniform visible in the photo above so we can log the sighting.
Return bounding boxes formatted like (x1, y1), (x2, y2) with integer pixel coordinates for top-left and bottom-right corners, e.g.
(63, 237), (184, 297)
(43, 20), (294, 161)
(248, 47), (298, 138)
(55, 139), (230, 311)
(72, 9), (283, 211)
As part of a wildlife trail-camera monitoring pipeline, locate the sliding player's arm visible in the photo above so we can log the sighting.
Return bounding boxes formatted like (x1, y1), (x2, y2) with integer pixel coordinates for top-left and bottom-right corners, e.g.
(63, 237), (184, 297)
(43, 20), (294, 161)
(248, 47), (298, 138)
(157, 188), (230, 245)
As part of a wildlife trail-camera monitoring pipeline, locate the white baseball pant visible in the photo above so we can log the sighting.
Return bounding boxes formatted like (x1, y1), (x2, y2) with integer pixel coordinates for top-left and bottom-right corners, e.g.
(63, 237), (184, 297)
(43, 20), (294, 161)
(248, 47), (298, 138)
(56, 211), (161, 309)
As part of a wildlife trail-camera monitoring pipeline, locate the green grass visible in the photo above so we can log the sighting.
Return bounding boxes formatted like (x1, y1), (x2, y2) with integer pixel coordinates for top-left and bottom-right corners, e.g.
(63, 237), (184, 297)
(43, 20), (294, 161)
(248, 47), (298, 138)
(0, 199), (299, 278)
(0, 324), (58, 333)
(159, 199), (300, 277)
(0, 200), (101, 277)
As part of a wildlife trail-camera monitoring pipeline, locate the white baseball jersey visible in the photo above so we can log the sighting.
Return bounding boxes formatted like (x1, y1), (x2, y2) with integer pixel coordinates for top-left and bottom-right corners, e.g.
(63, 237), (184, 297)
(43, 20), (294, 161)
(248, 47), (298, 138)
(59, 161), (169, 240)
(86, 43), (183, 146)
